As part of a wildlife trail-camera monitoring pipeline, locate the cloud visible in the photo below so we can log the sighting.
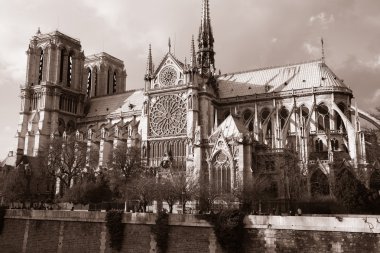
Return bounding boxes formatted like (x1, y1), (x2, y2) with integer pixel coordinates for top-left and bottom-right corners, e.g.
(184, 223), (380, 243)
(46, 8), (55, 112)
(271, 38), (278, 44)
(359, 55), (380, 70)
(303, 42), (320, 56)
(309, 12), (335, 28)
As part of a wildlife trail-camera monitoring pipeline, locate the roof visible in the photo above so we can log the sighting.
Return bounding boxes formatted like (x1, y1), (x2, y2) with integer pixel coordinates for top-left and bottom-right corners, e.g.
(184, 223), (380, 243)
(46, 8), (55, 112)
(217, 60), (349, 98)
(86, 89), (144, 118)
(0, 153), (16, 168)
(210, 115), (248, 140)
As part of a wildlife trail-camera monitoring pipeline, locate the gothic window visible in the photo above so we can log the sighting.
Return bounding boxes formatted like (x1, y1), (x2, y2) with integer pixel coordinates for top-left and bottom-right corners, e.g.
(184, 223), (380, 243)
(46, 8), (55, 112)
(317, 104), (330, 131)
(67, 52), (73, 87)
(331, 138), (339, 151)
(159, 66), (177, 87)
(315, 138), (323, 152)
(149, 94), (187, 136)
(107, 69), (111, 95)
(243, 110), (254, 132)
(261, 108), (270, 124)
(188, 95), (193, 110)
(113, 71), (117, 94)
(280, 107), (289, 129)
(38, 49), (44, 84)
(299, 106), (309, 126)
(93, 68), (98, 97)
(59, 48), (66, 83)
(310, 170), (330, 196)
(86, 68), (92, 97)
(58, 118), (65, 136)
(212, 152), (231, 194)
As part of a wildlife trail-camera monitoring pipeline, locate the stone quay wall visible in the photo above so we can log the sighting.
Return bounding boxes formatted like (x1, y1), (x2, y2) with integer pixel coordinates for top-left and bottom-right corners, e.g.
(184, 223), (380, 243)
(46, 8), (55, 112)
(0, 210), (379, 253)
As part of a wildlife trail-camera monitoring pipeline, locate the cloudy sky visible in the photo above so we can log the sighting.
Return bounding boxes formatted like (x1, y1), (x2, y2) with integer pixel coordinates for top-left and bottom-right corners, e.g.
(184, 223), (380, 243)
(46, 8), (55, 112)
(0, 0), (380, 158)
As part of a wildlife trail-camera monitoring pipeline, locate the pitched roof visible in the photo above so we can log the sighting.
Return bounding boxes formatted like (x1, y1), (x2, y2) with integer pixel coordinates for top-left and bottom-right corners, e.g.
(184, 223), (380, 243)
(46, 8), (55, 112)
(217, 60), (349, 98)
(210, 115), (248, 140)
(86, 89), (144, 118)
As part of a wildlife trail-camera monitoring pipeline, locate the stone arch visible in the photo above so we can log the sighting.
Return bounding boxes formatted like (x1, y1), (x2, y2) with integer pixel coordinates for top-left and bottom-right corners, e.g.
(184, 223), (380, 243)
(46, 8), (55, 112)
(317, 103), (330, 131)
(310, 169), (330, 197)
(261, 107), (273, 141)
(211, 151), (233, 194)
(242, 109), (254, 132)
(336, 102), (346, 131)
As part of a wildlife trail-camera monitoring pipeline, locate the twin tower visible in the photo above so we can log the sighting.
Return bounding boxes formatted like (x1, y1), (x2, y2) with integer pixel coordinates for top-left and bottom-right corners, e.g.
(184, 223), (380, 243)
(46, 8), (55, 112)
(17, 30), (127, 157)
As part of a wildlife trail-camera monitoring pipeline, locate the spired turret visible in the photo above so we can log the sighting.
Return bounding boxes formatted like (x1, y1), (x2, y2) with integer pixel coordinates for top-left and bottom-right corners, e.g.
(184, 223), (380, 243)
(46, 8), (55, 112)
(197, 0), (216, 77)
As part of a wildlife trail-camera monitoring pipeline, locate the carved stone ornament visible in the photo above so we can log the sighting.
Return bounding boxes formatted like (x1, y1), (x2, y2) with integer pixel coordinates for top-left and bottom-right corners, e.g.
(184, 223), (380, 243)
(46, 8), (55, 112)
(149, 94), (187, 136)
(159, 66), (177, 87)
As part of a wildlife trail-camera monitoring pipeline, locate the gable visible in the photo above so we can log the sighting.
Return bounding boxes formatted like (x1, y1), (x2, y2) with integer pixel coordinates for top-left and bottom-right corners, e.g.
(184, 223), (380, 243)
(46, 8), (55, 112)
(151, 53), (185, 89)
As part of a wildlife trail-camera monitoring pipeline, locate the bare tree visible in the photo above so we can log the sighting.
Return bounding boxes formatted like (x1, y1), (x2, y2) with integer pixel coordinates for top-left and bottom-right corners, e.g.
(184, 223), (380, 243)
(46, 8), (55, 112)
(107, 143), (142, 200)
(45, 136), (88, 196)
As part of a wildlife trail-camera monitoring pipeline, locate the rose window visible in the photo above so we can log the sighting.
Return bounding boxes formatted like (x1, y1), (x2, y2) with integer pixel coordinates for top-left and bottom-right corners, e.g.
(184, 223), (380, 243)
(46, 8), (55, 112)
(150, 94), (187, 136)
(159, 66), (177, 87)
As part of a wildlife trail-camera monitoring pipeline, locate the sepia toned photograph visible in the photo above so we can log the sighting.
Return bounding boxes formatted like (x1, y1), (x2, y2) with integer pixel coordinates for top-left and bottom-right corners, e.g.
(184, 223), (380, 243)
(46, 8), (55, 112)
(0, 0), (380, 252)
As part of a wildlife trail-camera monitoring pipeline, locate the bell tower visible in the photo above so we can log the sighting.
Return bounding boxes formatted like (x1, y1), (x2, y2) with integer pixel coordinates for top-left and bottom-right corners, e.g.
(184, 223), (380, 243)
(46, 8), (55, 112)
(17, 29), (86, 158)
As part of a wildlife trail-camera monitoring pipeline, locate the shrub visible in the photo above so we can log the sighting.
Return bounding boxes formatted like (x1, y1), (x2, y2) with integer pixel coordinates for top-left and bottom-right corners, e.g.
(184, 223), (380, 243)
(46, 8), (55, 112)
(105, 210), (124, 251)
(152, 211), (170, 253)
(197, 209), (246, 253)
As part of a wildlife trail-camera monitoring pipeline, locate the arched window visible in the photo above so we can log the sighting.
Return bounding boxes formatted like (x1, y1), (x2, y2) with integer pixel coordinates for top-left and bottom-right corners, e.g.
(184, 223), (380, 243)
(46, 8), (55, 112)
(261, 108), (270, 124)
(315, 138), (323, 152)
(67, 52), (73, 87)
(93, 67), (98, 97)
(212, 152), (231, 194)
(310, 170), (330, 196)
(243, 110), (254, 132)
(331, 138), (339, 151)
(113, 71), (117, 94)
(280, 107), (289, 129)
(107, 69), (111, 95)
(317, 104), (330, 131)
(38, 49), (44, 84)
(58, 118), (65, 136)
(299, 106), (309, 126)
(86, 68), (92, 97)
(59, 48), (67, 83)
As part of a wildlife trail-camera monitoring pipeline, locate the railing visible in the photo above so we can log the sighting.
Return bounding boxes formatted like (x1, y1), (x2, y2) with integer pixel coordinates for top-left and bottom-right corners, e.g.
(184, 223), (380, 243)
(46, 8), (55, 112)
(218, 86), (352, 103)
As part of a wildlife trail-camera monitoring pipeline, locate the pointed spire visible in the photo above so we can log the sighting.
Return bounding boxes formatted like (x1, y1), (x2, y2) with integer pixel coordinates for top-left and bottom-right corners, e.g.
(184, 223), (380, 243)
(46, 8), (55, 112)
(145, 44), (153, 79)
(36, 27), (41, 35)
(168, 37), (172, 53)
(197, 0), (215, 76)
(321, 37), (325, 63)
(190, 35), (196, 68)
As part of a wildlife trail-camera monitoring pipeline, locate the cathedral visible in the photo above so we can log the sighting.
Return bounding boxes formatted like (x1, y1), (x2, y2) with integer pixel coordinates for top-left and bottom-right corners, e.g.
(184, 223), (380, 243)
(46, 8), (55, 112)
(13, 0), (380, 200)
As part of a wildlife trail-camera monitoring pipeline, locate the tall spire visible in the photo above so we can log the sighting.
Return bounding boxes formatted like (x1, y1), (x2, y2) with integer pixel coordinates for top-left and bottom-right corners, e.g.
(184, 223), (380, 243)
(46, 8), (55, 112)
(197, 0), (215, 76)
(190, 35), (197, 68)
(145, 44), (153, 79)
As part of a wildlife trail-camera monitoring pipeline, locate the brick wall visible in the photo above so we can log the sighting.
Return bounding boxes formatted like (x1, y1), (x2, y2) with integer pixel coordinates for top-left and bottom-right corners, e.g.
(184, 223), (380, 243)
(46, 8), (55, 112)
(0, 210), (379, 253)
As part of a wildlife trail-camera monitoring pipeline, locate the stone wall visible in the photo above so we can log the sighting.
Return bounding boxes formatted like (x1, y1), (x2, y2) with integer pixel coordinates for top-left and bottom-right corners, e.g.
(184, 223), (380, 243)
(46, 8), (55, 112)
(0, 210), (379, 253)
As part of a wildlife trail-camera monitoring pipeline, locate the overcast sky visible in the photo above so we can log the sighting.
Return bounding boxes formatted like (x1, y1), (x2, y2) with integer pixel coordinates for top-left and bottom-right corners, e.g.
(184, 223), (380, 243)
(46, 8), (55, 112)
(0, 0), (380, 158)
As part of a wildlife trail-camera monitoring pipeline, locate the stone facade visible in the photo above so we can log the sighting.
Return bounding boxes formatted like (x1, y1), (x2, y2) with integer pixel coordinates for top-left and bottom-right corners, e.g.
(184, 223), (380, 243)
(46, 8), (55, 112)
(15, 0), (380, 198)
